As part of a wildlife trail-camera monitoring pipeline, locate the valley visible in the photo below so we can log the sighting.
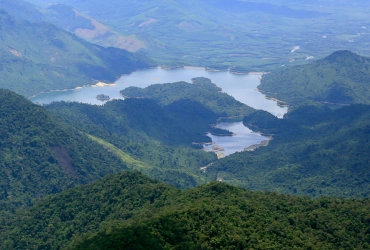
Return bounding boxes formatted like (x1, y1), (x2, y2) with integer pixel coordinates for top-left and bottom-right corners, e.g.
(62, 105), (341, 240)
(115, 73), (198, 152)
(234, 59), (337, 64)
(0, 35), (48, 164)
(30, 68), (286, 156)
(1, 0), (370, 249)
(8, 0), (370, 70)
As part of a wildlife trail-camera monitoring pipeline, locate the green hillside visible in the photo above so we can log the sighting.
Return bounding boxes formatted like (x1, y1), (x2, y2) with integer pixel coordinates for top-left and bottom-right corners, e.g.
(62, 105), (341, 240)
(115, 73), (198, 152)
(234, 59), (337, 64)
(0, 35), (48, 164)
(1, 171), (177, 249)
(259, 51), (370, 107)
(2, 171), (370, 249)
(205, 104), (370, 197)
(46, 79), (258, 188)
(46, 77), (370, 198)
(0, 10), (153, 97)
(0, 89), (131, 215)
(2, 1), (370, 249)
(46, 98), (219, 189)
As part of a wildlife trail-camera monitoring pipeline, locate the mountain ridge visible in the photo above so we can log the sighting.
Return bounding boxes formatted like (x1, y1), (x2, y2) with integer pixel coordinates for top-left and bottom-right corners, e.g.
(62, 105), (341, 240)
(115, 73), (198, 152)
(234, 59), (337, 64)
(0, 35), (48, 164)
(259, 50), (370, 106)
(0, 89), (131, 214)
(3, 171), (370, 249)
(0, 9), (153, 97)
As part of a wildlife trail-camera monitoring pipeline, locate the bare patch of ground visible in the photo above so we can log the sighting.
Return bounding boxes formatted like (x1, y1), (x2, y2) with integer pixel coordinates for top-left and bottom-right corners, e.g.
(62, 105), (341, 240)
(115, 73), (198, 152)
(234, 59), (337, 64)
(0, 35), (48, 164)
(7, 47), (22, 57)
(138, 18), (158, 27)
(52, 146), (78, 178)
(73, 10), (145, 52)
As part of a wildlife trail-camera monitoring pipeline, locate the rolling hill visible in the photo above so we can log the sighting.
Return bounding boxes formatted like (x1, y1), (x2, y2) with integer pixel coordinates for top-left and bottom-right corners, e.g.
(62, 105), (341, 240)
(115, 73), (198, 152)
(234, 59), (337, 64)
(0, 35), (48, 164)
(259, 50), (370, 107)
(0, 89), (132, 215)
(45, 98), (220, 189)
(1, 1), (370, 249)
(205, 104), (370, 197)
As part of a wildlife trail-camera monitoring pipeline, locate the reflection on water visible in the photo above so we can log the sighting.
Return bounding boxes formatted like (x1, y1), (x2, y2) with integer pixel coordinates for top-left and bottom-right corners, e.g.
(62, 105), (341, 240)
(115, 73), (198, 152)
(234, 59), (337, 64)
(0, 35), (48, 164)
(30, 68), (286, 155)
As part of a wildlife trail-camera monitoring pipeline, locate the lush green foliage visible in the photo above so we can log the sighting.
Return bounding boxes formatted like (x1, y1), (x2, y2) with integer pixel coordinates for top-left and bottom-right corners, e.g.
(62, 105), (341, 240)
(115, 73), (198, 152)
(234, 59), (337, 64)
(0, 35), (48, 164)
(0, 10), (153, 97)
(205, 104), (370, 197)
(3, 171), (370, 249)
(3, 2), (370, 249)
(47, 98), (219, 189)
(260, 51), (370, 106)
(121, 77), (255, 117)
(46, 77), (256, 188)
(1, 171), (178, 249)
(0, 89), (129, 215)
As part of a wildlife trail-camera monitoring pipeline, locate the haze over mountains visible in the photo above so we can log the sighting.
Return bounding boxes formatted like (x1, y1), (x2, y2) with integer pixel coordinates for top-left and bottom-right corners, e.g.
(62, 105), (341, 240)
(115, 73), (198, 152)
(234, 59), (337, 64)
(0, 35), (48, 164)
(2, 0), (370, 249)
(0, 1), (153, 97)
(17, 0), (370, 69)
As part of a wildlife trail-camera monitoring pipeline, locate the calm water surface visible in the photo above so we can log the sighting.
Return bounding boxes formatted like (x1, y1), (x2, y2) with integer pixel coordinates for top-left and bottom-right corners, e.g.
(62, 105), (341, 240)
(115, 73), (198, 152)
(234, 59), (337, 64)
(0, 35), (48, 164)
(203, 122), (269, 156)
(30, 68), (287, 155)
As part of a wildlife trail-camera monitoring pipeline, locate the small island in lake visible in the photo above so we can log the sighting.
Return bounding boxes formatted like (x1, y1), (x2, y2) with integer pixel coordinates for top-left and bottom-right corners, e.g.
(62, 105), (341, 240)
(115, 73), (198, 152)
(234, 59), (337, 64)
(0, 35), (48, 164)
(96, 94), (110, 101)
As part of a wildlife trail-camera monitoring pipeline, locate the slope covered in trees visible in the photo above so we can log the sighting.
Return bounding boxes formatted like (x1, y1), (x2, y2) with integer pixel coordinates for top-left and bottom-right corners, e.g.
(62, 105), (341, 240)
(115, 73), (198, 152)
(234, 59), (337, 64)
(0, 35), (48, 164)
(0, 10), (153, 97)
(1, 171), (177, 249)
(2, 171), (370, 249)
(205, 104), (370, 197)
(0, 89), (130, 215)
(46, 76), (370, 197)
(46, 98), (219, 189)
(259, 51), (370, 107)
(46, 78), (258, 188)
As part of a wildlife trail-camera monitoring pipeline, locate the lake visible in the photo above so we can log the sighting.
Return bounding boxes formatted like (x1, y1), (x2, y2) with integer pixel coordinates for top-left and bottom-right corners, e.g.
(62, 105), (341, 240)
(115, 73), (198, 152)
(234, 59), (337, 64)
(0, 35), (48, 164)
(203, 121), (270, 157)
(30, 67), (287, 155)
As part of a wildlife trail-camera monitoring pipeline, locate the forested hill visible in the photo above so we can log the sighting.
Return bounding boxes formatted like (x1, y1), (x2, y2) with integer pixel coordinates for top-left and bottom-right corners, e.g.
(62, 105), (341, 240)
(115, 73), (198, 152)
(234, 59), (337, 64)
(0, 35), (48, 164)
(46, 97), (220, 189)
(2, 171), (370, 249)
(0, 10), (153, 97)
(0, 89), (129, 214)
(121, 77), (255, 117)
(205, 104), (370, 197)
(259, 50), (370, 107)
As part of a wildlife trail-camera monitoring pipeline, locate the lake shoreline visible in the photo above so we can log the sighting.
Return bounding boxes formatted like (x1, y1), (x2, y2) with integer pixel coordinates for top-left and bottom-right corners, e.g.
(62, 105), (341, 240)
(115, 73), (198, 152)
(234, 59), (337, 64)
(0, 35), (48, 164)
(29, 67), (268, 100)
(30, 67), (285, 155)
(244, 136), (273, 151)
(28, 81), (119, 100)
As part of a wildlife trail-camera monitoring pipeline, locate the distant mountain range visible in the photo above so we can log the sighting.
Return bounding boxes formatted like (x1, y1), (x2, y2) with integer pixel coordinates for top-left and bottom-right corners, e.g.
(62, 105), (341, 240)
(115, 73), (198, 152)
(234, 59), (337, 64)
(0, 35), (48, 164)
(16, 0), (370, 69)
(1, 1), (370, 248)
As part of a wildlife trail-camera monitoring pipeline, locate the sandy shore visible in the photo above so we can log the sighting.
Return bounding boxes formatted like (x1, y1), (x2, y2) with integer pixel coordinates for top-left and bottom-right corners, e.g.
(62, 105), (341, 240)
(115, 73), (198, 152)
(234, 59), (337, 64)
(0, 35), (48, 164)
(93, 82), (116, 87)
(244, 136), (273, 152)
(183, 66), (206, 70)
(248, 72), (268, 75)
